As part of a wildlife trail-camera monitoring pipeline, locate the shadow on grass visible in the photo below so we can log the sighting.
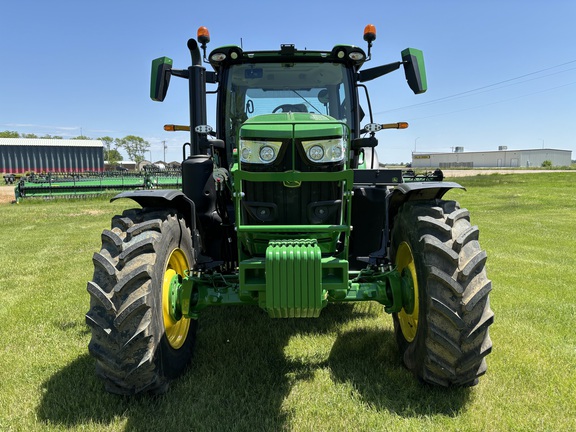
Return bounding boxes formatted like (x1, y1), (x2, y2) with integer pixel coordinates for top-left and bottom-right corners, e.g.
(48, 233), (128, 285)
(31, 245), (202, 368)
(328, 328), (471, 417)
(38, 305), (471, 430)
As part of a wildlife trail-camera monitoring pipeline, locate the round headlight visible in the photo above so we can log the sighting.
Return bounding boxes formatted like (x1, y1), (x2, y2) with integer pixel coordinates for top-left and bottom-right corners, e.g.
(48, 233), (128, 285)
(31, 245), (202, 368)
(241, 147), (251, 161)
(259, 145), (275, 162)
(308, 145), (325, 161)
(210, 52), (227, 62)
(331, 144), (343, 160)
(349, 51), (365, 61)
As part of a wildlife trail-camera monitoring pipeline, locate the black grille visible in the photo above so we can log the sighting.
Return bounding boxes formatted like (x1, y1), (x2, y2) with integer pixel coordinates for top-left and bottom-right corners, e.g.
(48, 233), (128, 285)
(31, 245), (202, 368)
(241, 180), (342, 225)
(240, 137), (345, 226)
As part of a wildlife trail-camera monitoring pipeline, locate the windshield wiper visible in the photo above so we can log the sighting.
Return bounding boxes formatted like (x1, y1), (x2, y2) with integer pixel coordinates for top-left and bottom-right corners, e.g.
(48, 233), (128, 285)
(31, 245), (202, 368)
(291, 90), (322, 114)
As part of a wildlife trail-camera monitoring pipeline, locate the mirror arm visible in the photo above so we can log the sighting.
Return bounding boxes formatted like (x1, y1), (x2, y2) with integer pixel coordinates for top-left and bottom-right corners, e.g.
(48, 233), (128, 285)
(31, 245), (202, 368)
(206, 71), (217, 84)
(171, 69), (189, 79)
(358, 61), (402, 83)
(168, 69), (215, 83)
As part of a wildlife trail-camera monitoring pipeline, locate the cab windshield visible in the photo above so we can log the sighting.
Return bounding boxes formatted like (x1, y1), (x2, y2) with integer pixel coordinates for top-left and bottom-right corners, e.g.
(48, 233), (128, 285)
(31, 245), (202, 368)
(223, 62), (353, 152)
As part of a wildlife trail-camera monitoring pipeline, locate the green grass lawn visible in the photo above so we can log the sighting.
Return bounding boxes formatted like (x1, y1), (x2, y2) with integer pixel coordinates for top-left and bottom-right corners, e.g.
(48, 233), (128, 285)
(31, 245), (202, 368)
(1, 173), (575, 431)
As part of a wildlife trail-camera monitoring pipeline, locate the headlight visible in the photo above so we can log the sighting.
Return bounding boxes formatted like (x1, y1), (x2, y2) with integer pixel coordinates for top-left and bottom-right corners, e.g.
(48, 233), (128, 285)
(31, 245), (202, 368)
(302, 137), (346, 163)
(308, 145), (325, 161)
(239, 139), (282, 164)
(259, 145), (276, 162)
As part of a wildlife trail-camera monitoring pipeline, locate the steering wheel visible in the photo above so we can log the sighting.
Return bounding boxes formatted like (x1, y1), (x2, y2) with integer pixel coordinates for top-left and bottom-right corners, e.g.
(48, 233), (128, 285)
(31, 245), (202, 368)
(272, 103), (307, 113)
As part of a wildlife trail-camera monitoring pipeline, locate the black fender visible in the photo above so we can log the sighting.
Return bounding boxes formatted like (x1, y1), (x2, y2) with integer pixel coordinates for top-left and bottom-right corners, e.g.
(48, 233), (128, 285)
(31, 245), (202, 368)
(387, 181), (465, 231)
(111, 189), (196, 232)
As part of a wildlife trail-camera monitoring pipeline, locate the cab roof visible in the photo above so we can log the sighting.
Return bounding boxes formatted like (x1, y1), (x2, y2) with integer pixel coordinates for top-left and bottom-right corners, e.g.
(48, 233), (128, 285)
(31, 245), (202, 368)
(207, 44), (368, 71)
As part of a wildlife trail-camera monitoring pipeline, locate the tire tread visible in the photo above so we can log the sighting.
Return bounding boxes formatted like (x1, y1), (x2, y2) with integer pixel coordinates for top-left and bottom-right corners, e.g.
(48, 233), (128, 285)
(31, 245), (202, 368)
(86, 208), (196, 395)
(392, 199), (493, 387)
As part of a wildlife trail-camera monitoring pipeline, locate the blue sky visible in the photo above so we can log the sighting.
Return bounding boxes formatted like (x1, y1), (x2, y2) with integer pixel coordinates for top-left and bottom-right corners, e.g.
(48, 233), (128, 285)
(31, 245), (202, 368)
(1, 0), (574, 164)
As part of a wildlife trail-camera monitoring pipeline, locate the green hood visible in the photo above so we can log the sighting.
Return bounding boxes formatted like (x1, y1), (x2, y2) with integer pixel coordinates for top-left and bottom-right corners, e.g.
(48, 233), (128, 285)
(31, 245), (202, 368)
(240, 113), (345, 140)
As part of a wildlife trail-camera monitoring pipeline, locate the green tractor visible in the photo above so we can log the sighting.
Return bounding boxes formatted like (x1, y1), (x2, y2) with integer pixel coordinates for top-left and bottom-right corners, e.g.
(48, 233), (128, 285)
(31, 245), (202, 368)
(86, 25), (493, 395)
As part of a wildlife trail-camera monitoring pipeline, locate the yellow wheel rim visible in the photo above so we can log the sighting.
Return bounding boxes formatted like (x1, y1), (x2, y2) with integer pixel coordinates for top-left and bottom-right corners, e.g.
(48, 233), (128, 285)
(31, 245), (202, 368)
(162, 248), (191, 349)
(396, 242), (419, 342)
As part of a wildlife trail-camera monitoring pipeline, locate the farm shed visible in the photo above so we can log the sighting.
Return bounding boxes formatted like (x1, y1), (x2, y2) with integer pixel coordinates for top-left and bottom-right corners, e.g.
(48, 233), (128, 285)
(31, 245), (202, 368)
(412, 147), (572, 168)
(0, 138), (104, 173)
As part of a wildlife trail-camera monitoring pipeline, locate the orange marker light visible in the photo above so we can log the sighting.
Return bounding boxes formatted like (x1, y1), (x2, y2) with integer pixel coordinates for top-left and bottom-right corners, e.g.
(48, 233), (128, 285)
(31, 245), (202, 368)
(363, 24), (376, 43)
(164, 124), (191, 132)
(197, 26), (210, 44)
(381, 122), (409, 129)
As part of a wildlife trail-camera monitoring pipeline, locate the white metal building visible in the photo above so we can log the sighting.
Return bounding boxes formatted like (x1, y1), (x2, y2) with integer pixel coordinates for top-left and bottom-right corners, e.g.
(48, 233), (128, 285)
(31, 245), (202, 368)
(412, 148), (572, 168)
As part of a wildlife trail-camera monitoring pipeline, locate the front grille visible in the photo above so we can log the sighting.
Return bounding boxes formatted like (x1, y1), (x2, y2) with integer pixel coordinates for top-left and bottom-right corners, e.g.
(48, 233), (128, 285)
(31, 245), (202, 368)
(241, 180), (342, 225)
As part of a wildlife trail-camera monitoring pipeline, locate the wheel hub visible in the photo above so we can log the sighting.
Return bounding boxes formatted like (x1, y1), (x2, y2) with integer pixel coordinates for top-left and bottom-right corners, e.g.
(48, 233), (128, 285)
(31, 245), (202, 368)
(396, 242), (419, 342)
(167, 272), (183, 321)
(400, 268), (415, 314)
(162, 248), (191, 350)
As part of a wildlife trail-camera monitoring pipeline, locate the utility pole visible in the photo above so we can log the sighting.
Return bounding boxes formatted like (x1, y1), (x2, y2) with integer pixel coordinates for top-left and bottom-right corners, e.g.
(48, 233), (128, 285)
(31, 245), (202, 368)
(414, 137), (420, 152)
(163, 141), (167, 162)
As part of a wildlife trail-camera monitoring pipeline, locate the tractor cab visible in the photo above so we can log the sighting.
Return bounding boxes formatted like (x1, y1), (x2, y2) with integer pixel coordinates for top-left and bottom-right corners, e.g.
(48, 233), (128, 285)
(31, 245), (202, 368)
(152, 26), (427, 171)
(210, 45), (361, 168)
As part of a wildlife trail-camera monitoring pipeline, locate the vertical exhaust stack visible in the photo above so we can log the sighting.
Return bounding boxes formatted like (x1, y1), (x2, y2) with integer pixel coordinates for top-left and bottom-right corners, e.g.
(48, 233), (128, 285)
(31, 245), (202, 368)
(187, 38), (207, 156)
(182, 38), (218, 251)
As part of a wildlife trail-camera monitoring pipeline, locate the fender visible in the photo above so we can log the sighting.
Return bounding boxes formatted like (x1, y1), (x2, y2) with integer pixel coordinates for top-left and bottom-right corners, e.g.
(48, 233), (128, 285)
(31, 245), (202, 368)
(387, 181), (465, 226)
(111, 189), (196, 232)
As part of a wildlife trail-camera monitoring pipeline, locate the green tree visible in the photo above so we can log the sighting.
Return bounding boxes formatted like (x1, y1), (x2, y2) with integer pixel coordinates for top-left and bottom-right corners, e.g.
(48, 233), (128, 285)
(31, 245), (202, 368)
(99, 136), (122, 166)
(541, 160), (552, 168)
(72, 135), (91, 140)
(0, 130), (20, 138)
(104, 149), (123, 165)
(21, 133), (38, 138)
(98, 136), (114, 150)
(116, 135), (150, 164)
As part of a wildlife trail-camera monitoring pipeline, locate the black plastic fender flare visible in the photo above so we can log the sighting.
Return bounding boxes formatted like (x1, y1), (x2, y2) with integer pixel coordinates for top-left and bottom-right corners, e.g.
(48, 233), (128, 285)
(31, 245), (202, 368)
(387, 181), (465, 229)
(111, 189), (197, 232)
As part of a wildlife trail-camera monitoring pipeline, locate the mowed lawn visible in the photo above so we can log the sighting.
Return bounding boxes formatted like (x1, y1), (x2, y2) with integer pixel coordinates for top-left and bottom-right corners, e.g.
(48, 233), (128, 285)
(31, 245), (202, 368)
(0, 173), (574, 431)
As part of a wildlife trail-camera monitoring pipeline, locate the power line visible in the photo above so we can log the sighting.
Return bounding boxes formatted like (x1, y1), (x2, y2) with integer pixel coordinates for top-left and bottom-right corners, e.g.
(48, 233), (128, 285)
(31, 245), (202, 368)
(377, 59), (576, 114)
(427, 67), (576, 104)
(402, 81), (576, 121)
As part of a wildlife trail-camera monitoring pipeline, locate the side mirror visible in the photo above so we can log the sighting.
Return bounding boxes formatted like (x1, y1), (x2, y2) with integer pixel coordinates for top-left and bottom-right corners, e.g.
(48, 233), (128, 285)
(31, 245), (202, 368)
(150, 57), (173, 102)
(401, 48), (427, 94)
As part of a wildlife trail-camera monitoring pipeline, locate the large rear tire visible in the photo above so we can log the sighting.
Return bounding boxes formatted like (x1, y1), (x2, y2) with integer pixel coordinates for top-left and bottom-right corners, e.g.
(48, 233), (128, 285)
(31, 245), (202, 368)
(391, 200), (493, 386)
(86, 208), (197, 395)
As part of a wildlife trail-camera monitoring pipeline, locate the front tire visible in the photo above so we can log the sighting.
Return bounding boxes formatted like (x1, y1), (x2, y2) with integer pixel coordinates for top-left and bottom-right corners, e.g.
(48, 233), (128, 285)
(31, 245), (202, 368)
(86, 208), (197, 395)
(391, 200), (493, 387)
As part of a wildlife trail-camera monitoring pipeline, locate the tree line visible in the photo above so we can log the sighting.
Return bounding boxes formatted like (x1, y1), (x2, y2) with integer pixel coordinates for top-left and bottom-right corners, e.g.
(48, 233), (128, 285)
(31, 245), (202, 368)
(0, 130), (150, 166)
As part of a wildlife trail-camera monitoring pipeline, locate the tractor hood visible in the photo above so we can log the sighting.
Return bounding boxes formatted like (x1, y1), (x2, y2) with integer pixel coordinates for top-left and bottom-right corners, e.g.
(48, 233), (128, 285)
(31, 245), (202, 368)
(240, 113), (346, 140)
